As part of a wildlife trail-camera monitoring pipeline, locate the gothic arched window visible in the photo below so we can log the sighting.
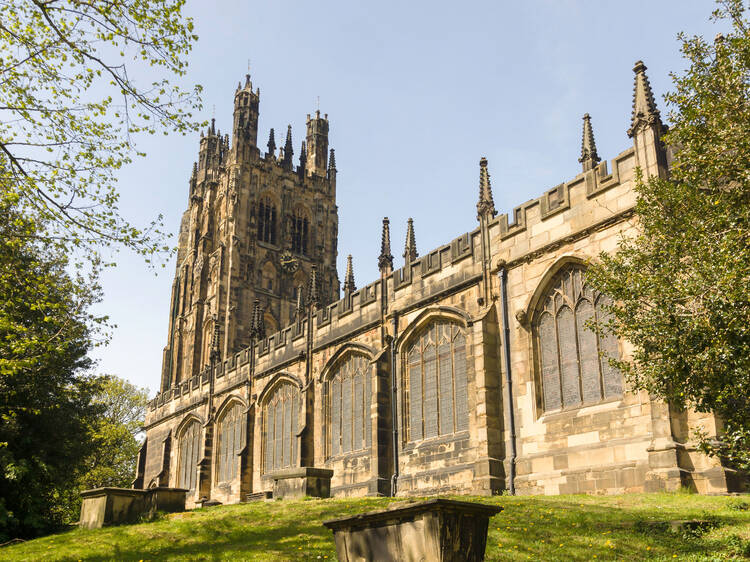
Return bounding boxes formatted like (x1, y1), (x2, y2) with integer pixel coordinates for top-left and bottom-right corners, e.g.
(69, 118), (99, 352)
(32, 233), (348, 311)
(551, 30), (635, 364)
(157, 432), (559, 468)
(257, 197), (277, 244)
(403, 320), (469, 443)
(216, 403), (245, 483)
(262, 382), (299, 473)
(177, 420), (201, 492)
(291, 214), (309, 255)
(325, 354), (372, 458)
(533, 263), (623, 412)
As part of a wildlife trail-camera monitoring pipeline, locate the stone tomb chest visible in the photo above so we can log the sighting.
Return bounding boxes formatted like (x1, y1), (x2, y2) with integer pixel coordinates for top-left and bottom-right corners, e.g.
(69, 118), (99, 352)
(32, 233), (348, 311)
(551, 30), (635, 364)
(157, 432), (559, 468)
(79, 487), (187, 529)
(323, 498), (502, 562)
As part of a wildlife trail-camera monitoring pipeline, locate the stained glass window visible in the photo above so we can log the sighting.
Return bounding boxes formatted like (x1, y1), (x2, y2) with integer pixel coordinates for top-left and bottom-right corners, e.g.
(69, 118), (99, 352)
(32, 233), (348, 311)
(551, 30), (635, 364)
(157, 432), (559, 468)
(177, 420), (201, 491)
(216, 404), (245, 483)
(533, 264), (623, 412)
(262, 382), (299, 472)
(403, 320), (468, 443)
(326, 354), (371, 457)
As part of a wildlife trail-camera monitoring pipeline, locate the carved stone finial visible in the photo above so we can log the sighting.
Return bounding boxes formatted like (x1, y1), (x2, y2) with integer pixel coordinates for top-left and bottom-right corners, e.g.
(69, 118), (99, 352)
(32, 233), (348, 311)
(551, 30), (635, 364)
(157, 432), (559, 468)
(210, 314), (221, 360)
(299, 140), (307, 176)
(579, 113), (601, 172)
(282, 125), (294, 170)
(266, 127), (276, 157)
(343, 255), (356, 294)
(328, 148), (336, 173)
(295, 286), (305, 320)
(403, 218), (418, 263)
(628, 60), (664, 138)
(378, 217), (394, 272)
(307, 266), (319, 307)
(250, 299), (265, 340)
(476, 157), (497, 220)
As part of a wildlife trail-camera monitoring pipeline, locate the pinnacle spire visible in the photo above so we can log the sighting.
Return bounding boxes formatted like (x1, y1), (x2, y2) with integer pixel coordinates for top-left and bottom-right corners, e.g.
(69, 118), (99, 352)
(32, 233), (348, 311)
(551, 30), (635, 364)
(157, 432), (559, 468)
(282, 125), (294, 170)
(250, 299), (265, 340)
(403, 218), (418, 263)
(267, 128), (276, 157)
(210, 315), (221, 361)
(298, 141), (307, 176)
(328, 148), (336, 171)
(476, 157), (496, 219)
(295, 286), (305, 320)
(327, 148), (336, 181)
(628, 60), (663, 138)
(579, 113), (601, 172)
(378, 217), (394, 272)
(343, 254), (356, 294)
(307, 266), (319, 307)
(210, 118), (216, 136)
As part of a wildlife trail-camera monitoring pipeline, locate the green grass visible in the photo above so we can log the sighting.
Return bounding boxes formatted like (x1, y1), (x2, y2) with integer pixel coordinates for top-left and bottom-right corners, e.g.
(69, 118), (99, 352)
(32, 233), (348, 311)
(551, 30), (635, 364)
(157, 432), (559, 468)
(4, 493), (749, 561)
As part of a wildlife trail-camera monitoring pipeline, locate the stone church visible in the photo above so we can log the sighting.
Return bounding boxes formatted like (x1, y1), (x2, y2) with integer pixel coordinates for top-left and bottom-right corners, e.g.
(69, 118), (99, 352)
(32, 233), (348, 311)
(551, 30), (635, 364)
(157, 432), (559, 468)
(135, 61), (744, 506)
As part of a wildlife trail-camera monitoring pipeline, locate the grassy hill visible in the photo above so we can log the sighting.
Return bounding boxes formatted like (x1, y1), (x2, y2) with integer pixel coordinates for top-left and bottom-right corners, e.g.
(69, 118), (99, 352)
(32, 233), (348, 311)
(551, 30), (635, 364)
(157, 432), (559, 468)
(3, 492), (749, 561)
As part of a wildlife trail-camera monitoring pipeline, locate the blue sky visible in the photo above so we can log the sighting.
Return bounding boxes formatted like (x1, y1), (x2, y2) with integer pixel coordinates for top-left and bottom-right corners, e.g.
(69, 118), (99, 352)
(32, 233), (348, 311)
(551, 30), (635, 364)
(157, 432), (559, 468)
(92, 1), (726, 393)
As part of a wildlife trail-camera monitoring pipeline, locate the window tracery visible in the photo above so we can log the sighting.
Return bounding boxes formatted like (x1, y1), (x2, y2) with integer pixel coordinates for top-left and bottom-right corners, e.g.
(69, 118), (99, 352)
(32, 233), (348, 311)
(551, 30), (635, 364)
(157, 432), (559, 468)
(325, 354), (371, 458)
(533, 264), (623, 412)
(403, 320), (468, 443)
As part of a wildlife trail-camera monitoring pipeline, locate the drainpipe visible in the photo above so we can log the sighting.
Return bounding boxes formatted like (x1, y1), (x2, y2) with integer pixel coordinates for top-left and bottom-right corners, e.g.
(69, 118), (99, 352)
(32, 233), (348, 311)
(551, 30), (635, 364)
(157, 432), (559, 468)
(499, 265), (517, 495)
(390, 311), (399, 497)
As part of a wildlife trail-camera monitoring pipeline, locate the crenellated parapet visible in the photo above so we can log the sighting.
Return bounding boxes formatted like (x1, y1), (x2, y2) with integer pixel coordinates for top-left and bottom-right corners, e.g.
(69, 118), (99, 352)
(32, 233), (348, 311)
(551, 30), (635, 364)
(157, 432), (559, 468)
(148, 138), (640, 421)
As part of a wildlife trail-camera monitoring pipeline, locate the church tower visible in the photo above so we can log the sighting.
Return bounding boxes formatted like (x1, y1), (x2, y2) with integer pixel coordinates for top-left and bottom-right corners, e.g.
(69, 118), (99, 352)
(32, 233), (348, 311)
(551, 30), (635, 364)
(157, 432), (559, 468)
(159, 73), (340, 392)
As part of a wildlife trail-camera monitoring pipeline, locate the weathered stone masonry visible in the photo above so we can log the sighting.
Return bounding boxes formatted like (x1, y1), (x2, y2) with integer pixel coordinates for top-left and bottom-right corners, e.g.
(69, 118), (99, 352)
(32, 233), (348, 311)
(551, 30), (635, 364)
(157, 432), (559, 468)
(136, 62), (746, 507)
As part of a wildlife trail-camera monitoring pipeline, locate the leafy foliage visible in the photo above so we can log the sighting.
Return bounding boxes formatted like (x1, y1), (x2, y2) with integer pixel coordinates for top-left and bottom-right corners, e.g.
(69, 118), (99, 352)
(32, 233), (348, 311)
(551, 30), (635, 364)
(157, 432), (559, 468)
(79, 375), (147, 491)
(587, 0), (750, 472)
(0, 0), (202, 262)
(0, 189), (105, 540)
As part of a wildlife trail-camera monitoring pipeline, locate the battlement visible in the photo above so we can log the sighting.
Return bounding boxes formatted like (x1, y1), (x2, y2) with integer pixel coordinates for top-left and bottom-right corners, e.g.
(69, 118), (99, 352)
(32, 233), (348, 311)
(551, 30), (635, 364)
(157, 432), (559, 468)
(492, 147), (635, 243)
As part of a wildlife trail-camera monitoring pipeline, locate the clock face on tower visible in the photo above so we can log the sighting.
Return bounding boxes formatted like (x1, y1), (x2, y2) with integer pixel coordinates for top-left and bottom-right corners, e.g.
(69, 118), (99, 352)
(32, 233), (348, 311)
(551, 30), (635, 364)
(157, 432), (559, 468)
(279, 250), (300, 273)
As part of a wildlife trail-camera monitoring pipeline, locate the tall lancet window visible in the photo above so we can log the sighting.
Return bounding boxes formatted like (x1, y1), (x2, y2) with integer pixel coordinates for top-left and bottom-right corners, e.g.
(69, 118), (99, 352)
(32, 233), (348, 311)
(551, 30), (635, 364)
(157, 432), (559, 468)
(403, 320), (469, 443)
(177, 420), (201, 492)
(257, 197), (277, 244)
(533, 263), (623, 412)
(325, 354), (372, 458)
(291, 214), (309, 255)
(216, 403), (245, 483)
(262, 382), (299, 473)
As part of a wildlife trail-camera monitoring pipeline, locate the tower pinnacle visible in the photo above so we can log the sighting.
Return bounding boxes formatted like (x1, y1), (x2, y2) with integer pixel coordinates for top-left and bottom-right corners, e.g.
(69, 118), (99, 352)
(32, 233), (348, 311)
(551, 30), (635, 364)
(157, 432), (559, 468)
(295, 286), (305, 320)
(579, 113), (601, 172)
(210, 315), (221, 361)
(476, 157), (496, 219)
(250, 299), (265, 340)
(378, 217), (394, 273)
(343, 254), (356, 294)
(307, 266), (319, 307)
(266, 128), (276, 157)
(403, 218), (418, 263)
(628, 60), (664, 138)
(282, 125), (294, 170)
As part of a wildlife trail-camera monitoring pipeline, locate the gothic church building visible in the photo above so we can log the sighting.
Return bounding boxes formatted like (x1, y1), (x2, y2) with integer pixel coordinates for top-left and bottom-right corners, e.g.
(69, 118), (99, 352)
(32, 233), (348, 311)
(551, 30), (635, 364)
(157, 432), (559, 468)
(136, 62), (744, 506)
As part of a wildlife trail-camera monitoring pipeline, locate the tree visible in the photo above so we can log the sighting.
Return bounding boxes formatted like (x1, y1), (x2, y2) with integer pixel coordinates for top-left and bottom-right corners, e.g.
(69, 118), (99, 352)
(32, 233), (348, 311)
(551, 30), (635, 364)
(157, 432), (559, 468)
(0, 0), (202, 262)
(78, 375), (148, 491)
(0, 189), (105, 540)
(587, 0), (750, 472)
